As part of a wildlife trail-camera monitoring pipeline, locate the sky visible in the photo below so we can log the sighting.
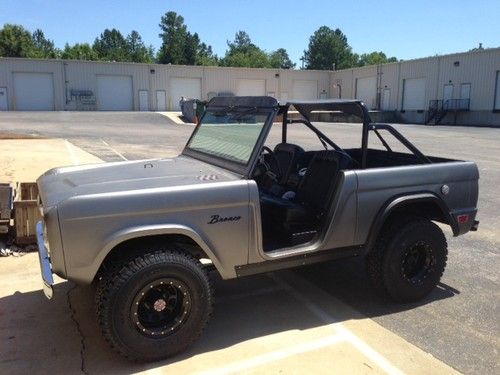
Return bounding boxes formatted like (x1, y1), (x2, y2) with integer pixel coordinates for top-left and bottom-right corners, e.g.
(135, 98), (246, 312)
(1, 0), (499, 66)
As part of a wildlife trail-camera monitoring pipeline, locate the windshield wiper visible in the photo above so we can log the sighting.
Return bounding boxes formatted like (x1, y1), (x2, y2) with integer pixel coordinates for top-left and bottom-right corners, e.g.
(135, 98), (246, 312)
(231, 107), (259, 121)
(212, 106), (259, 122)
(213, 105), (257, 115)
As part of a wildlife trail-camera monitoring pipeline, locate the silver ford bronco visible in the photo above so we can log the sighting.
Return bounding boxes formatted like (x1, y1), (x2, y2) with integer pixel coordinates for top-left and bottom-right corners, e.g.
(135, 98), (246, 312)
(36, 96), (479, 361)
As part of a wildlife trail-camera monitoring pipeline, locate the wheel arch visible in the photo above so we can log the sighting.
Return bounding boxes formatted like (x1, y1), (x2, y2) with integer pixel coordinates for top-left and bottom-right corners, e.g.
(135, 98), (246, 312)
(91, 224), (223, 282)
(364, 192), (456, 254)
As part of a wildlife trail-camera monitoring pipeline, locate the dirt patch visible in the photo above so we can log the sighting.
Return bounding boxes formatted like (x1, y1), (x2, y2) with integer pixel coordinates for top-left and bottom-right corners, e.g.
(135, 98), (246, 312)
(0, 132), (45, 140)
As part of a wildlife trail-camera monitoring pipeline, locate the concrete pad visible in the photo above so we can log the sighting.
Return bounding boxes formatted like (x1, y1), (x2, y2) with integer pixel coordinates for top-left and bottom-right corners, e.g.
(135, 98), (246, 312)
(0, 255), (82, 374)
(0, 253), (460, 375)
(157, 112), (196, 126)
(0, 139), (102, 182)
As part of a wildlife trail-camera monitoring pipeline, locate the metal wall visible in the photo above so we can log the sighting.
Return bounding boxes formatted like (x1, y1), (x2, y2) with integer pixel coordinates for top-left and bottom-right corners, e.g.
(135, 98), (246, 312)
(0, 58), (65, 110)
(0, 58), (331, 111)
(1, 48), (499, 125)
(330, 47), (500, 125)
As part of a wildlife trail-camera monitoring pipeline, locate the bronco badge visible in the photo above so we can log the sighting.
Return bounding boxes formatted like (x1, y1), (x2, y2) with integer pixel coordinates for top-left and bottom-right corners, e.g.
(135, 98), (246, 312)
(207, 214), (241, 224)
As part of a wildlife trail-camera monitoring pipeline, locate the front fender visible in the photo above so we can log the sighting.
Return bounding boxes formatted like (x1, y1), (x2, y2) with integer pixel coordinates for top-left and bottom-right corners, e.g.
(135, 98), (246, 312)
(78, 224), (224, 284)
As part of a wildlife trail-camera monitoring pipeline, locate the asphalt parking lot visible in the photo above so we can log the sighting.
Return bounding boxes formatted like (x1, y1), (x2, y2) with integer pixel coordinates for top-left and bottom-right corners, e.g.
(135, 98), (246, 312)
(0, 111), (498, 374)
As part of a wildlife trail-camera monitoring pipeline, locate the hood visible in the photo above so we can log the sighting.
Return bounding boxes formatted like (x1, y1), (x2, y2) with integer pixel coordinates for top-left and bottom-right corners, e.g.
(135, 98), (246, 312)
(37, 155), (239, 209)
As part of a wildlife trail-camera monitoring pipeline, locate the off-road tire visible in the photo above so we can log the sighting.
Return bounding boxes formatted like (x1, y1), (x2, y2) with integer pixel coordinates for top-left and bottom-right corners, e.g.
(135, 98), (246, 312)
(95, 249), (213, 361)
(366, 217), (448, 303)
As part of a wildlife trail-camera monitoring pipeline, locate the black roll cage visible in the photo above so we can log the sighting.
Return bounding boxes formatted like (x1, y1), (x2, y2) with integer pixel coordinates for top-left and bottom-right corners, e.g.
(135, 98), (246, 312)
(183, 97), (430, 176)
(280, 100), (431, 168)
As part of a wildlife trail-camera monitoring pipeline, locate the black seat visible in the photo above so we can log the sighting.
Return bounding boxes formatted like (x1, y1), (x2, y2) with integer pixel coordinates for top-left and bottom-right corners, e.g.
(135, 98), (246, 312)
(270, 143), (305, 184)
(261, 150), (341, 245)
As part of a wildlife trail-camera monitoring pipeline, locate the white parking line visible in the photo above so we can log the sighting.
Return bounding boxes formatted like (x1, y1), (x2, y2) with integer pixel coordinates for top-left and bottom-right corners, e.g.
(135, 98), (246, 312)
(64, 139), (79, 165)
(271, 273), (406, 375)
(100, 139), (128, 160)
(197, 334), (345, 375)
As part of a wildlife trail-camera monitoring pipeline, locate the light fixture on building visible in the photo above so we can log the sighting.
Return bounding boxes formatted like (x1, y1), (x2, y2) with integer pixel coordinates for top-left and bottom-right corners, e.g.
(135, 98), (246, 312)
(150, 69), (155, 74)
(453, 61), (460, 67)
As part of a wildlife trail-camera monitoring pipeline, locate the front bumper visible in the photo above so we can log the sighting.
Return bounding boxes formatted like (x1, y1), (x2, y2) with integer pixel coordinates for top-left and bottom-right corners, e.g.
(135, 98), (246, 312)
(36, 221), (54, 299)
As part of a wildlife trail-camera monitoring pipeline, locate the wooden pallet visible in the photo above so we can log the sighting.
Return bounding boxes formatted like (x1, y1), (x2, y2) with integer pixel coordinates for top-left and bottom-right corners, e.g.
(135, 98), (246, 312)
(17, 182), (38, 200)
(14, 182), (41, 245)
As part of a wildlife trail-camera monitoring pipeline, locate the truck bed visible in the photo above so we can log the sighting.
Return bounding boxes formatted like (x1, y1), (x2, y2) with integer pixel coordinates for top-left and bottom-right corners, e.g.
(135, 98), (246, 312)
(345, 148), (458, 169)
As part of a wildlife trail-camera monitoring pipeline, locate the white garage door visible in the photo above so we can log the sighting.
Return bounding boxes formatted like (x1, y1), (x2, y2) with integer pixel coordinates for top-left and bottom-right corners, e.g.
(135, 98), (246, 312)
(169, 77), (202, 110)
(403, 78), (426, 110)
(355, 76), (377, 109)
(13, 72), (54, 110)
(292, 80), (318, 100)
(236, 79), (266, 96)
(97, 75), (133, 111)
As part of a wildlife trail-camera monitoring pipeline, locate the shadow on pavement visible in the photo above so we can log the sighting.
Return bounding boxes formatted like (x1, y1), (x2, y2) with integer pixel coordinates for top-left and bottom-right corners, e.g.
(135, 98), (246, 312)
(0, 257), (459, 374)
(296, 256), (459, 318)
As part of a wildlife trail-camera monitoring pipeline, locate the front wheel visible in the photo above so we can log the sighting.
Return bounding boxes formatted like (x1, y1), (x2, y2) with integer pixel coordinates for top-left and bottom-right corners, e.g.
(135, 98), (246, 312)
(366, 217), (448, 302)
(95, 249), (213, 361)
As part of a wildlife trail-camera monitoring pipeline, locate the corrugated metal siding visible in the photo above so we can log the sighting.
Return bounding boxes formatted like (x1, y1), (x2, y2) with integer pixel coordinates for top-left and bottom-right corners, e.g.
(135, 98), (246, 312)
(329, 69), (353, 99)
(1, 48), (499, 116)
(398, 58), (439, 110)
(331, 48), (500, 112)
(0, 59), (64, 110)
(437, 50), (500, 110)
(53, 61), (331, 110)
(380, 64), (399, 110)
(66, 60), (151, 111)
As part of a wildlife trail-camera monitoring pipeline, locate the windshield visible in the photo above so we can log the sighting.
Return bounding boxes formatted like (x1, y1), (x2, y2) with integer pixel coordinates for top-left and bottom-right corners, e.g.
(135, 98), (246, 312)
(186, 110), (269, 165)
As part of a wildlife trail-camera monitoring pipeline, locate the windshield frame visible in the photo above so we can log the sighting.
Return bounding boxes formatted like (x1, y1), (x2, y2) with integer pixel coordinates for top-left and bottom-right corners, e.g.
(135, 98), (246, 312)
(182, 106), (278, 176)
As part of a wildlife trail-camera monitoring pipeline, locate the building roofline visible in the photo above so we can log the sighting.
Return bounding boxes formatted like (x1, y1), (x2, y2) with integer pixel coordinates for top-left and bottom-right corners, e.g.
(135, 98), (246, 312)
(333, 46), (500, 73)
(0, 56), (333, 74)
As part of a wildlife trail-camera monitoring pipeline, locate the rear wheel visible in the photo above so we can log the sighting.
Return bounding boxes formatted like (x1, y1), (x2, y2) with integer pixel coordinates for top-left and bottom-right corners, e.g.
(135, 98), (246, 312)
(95, 249), (213, 361)
(366, 217), (448, 302)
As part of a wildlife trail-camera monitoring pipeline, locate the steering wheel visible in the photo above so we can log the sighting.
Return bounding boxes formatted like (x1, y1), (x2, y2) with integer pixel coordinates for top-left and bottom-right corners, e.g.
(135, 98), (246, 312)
(259, 146), (282, 182)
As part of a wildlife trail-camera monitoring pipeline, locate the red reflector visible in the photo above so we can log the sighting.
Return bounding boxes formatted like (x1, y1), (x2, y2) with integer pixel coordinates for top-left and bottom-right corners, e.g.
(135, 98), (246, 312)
(457, 214), (469, 224)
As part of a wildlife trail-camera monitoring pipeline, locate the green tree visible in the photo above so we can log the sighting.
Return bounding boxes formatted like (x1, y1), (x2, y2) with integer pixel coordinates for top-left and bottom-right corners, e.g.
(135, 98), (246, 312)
(126, 30), (154, 63)
(230, 30), (252, 51)
(197, 42), (218, 66)
(302, 26), (357, 70)
(61, 43), (98, 60)
(357, 51), (398, 67)
(0, 24), (34, 57)
(31, 29), (59, 58)
(269, 48), (295, 69)
(221, 31), (270, 68)
(184, 31), (200, 65)
(158, 11), (216, 65)
(157, 11), (189, 64)
(93, 28), (129, 61)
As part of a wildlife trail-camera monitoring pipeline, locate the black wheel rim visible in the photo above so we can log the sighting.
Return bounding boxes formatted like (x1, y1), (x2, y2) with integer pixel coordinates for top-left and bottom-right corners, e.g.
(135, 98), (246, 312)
(401, 241), (435, 284)
(131, 278), (191, 338)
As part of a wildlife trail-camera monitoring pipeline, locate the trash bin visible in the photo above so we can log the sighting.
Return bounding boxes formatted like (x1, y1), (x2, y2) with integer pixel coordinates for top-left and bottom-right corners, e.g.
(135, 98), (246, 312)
(180, 98), (206, 123)
(195, 100), (205, 120)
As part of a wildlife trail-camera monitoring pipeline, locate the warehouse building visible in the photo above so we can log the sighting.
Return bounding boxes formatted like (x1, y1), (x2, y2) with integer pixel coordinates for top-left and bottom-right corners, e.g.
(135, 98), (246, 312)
(331, 47), (500, 126)
(0, 47), (499, 126)
(0, 58), (330, 112)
